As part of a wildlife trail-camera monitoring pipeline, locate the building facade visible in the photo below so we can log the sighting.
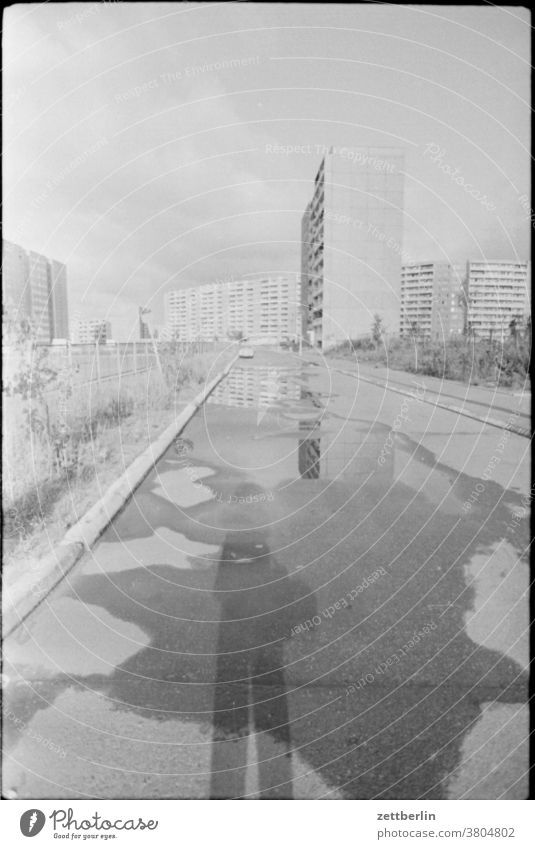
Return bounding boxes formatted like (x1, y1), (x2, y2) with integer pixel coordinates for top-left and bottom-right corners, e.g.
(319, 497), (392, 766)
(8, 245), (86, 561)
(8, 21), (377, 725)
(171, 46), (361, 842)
(300, 204), (312, 340)
(463, 261), (530, 339)
(400, 262), (465, 340)
(164, 276), (300, 343)
(28, 252), (52, 344)
(72, 319), (112, 344)
(301, 147), (405, 348)
(2, 240), (69, 343)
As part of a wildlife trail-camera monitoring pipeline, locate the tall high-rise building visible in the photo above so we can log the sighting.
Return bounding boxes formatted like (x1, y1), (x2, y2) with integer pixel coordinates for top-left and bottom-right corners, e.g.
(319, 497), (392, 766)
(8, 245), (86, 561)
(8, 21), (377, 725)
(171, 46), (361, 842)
(463, 261), (530, 339)
(164, 276), (299, 343)
(28, 252), (51, 344)
(301, 147), (405, 348)
(2, 240), (69, 342)
(300, 203), (313, 340)
(400, 262), (465, 339)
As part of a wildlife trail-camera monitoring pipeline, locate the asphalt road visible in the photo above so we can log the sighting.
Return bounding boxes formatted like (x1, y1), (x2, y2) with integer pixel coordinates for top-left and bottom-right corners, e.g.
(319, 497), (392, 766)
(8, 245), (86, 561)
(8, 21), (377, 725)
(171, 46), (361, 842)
(3, 348), (530, 799)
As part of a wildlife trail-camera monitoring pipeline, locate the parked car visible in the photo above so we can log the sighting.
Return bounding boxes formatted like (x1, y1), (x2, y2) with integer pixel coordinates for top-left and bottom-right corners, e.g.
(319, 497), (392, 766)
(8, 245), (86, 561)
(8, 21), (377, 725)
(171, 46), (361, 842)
(238, 346), (255, 359)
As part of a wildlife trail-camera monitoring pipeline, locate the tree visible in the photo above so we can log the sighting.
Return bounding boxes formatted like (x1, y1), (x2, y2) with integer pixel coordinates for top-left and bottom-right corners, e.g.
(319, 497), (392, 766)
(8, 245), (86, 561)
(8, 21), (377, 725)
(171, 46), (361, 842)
(509, 314), (524, 351)
(371, 313), (384, 348)
(3, 307), (58, 443)
(228, 329), (245, 341)
(409, 320), (420, 339)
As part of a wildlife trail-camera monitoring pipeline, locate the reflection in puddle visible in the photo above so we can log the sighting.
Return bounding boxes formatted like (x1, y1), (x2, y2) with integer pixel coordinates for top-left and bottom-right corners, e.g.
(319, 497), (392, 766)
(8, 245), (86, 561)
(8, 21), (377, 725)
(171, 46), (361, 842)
(299, 434), (321, 479)
(210, 365), (397, 487)
(209, 366), (301, 409)
(298, 420), (394, 485)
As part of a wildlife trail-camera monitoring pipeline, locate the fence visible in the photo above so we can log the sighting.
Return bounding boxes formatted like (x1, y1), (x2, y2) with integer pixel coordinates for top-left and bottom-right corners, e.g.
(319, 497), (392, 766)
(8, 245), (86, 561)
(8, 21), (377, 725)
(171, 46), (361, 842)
(44, 341), (158, 388)
(2, 338), (217, 392)
(2, 337), (225, 434)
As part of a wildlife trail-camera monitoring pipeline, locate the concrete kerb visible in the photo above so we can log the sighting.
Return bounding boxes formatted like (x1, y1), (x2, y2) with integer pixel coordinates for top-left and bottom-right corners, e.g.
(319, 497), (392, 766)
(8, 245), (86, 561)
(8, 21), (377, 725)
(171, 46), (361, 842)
(334, 367), (531, 439)
(2, 355), (238, 638)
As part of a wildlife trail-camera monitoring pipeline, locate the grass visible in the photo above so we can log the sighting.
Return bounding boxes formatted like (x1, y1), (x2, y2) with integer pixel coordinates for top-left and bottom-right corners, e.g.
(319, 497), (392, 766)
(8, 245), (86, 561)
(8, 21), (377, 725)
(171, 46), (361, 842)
(329, 334), (531, 388)
(2, 346), (232, 561)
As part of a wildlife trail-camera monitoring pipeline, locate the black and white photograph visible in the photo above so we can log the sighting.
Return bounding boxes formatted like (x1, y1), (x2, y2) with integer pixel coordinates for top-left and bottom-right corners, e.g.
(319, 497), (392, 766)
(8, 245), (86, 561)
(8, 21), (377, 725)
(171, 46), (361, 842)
(1, 0), (531, 830)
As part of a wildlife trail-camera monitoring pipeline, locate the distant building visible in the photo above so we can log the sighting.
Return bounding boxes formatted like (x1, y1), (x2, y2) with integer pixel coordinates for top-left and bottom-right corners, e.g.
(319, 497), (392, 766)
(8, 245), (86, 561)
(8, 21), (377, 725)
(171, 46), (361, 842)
(164, 276), (300, 342)
(156, 323), (174, 342)
(463, 260), (530, 340)
(400, 262), (465, 340)
(139, 320), (151, 339)
(2, 240), (69, 343)
(72, 319), (112, 344)
(138, 307), (152, 340)
(301, 147), (405, 348)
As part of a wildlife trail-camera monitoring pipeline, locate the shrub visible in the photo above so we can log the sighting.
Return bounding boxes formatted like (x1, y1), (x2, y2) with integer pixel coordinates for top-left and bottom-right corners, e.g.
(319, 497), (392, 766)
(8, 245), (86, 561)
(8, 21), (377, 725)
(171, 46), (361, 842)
(329, 333), (530, 388)
(2, 343), (230, 548)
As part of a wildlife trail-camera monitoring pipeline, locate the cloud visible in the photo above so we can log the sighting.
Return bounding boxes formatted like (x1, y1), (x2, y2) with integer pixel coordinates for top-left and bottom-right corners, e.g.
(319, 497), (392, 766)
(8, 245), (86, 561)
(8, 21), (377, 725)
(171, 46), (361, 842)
(3, 4), (530, 339)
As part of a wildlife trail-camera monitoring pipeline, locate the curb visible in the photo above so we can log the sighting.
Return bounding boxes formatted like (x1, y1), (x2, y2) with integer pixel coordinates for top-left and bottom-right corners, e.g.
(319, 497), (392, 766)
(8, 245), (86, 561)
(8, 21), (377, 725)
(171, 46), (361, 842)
(3, 355), (237, 638)
(333, 367), (531, 439)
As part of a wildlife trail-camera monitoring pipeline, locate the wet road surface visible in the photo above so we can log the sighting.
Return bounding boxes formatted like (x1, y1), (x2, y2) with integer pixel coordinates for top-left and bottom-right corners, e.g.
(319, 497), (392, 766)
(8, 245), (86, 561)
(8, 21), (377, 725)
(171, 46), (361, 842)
(3, 349), (530, 799)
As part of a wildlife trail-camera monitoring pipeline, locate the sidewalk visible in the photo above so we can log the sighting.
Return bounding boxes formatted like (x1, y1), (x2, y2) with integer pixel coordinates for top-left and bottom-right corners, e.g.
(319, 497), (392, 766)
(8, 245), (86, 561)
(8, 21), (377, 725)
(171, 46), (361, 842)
(326, 357), (531, 425)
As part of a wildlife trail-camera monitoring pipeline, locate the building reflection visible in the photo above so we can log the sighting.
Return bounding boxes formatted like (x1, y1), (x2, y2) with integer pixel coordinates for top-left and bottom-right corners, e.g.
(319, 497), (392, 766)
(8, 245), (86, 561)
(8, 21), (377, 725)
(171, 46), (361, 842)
(209, 366), (300, 409)
(296, 387), (394, 485)
(298, 428), (321, 479)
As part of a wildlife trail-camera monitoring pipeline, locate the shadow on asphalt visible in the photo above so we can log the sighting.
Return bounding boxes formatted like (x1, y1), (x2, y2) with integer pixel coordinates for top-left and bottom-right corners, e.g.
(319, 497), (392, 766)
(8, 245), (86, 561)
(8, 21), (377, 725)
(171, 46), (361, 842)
(209, 484), (317, 798)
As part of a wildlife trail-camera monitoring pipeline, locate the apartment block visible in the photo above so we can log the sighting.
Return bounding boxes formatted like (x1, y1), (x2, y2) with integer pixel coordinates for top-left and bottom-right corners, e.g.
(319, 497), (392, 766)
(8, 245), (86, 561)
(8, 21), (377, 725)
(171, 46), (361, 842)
(301, 147), (405, 348)
(2, 240), (69, 343)
(164, 276), (300, 343)
(300, 203), (313, 340)
(400, 262), (465, 339)
(463, 261), (530, 339)
(72, 319), (112, 344)
(28, 252), (53, 344)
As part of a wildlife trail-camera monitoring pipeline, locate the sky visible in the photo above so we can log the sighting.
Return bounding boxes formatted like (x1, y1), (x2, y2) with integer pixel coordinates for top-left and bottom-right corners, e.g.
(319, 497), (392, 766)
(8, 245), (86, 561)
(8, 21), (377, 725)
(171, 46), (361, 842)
(3, 2), (531, 340)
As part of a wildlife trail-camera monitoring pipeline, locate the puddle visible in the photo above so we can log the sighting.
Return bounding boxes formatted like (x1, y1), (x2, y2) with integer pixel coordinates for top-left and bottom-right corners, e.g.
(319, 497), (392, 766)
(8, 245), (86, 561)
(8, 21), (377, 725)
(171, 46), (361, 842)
(209, 367), (302, 409)
(153, 466), (216, 508)
(3, 687), (342, 799)
(446, 702), (528, 799)
(463, 542), (529, 670)
(443, 542), (530, 800)
(84, 531), (220, 573)
(4, 599), (149, 678)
